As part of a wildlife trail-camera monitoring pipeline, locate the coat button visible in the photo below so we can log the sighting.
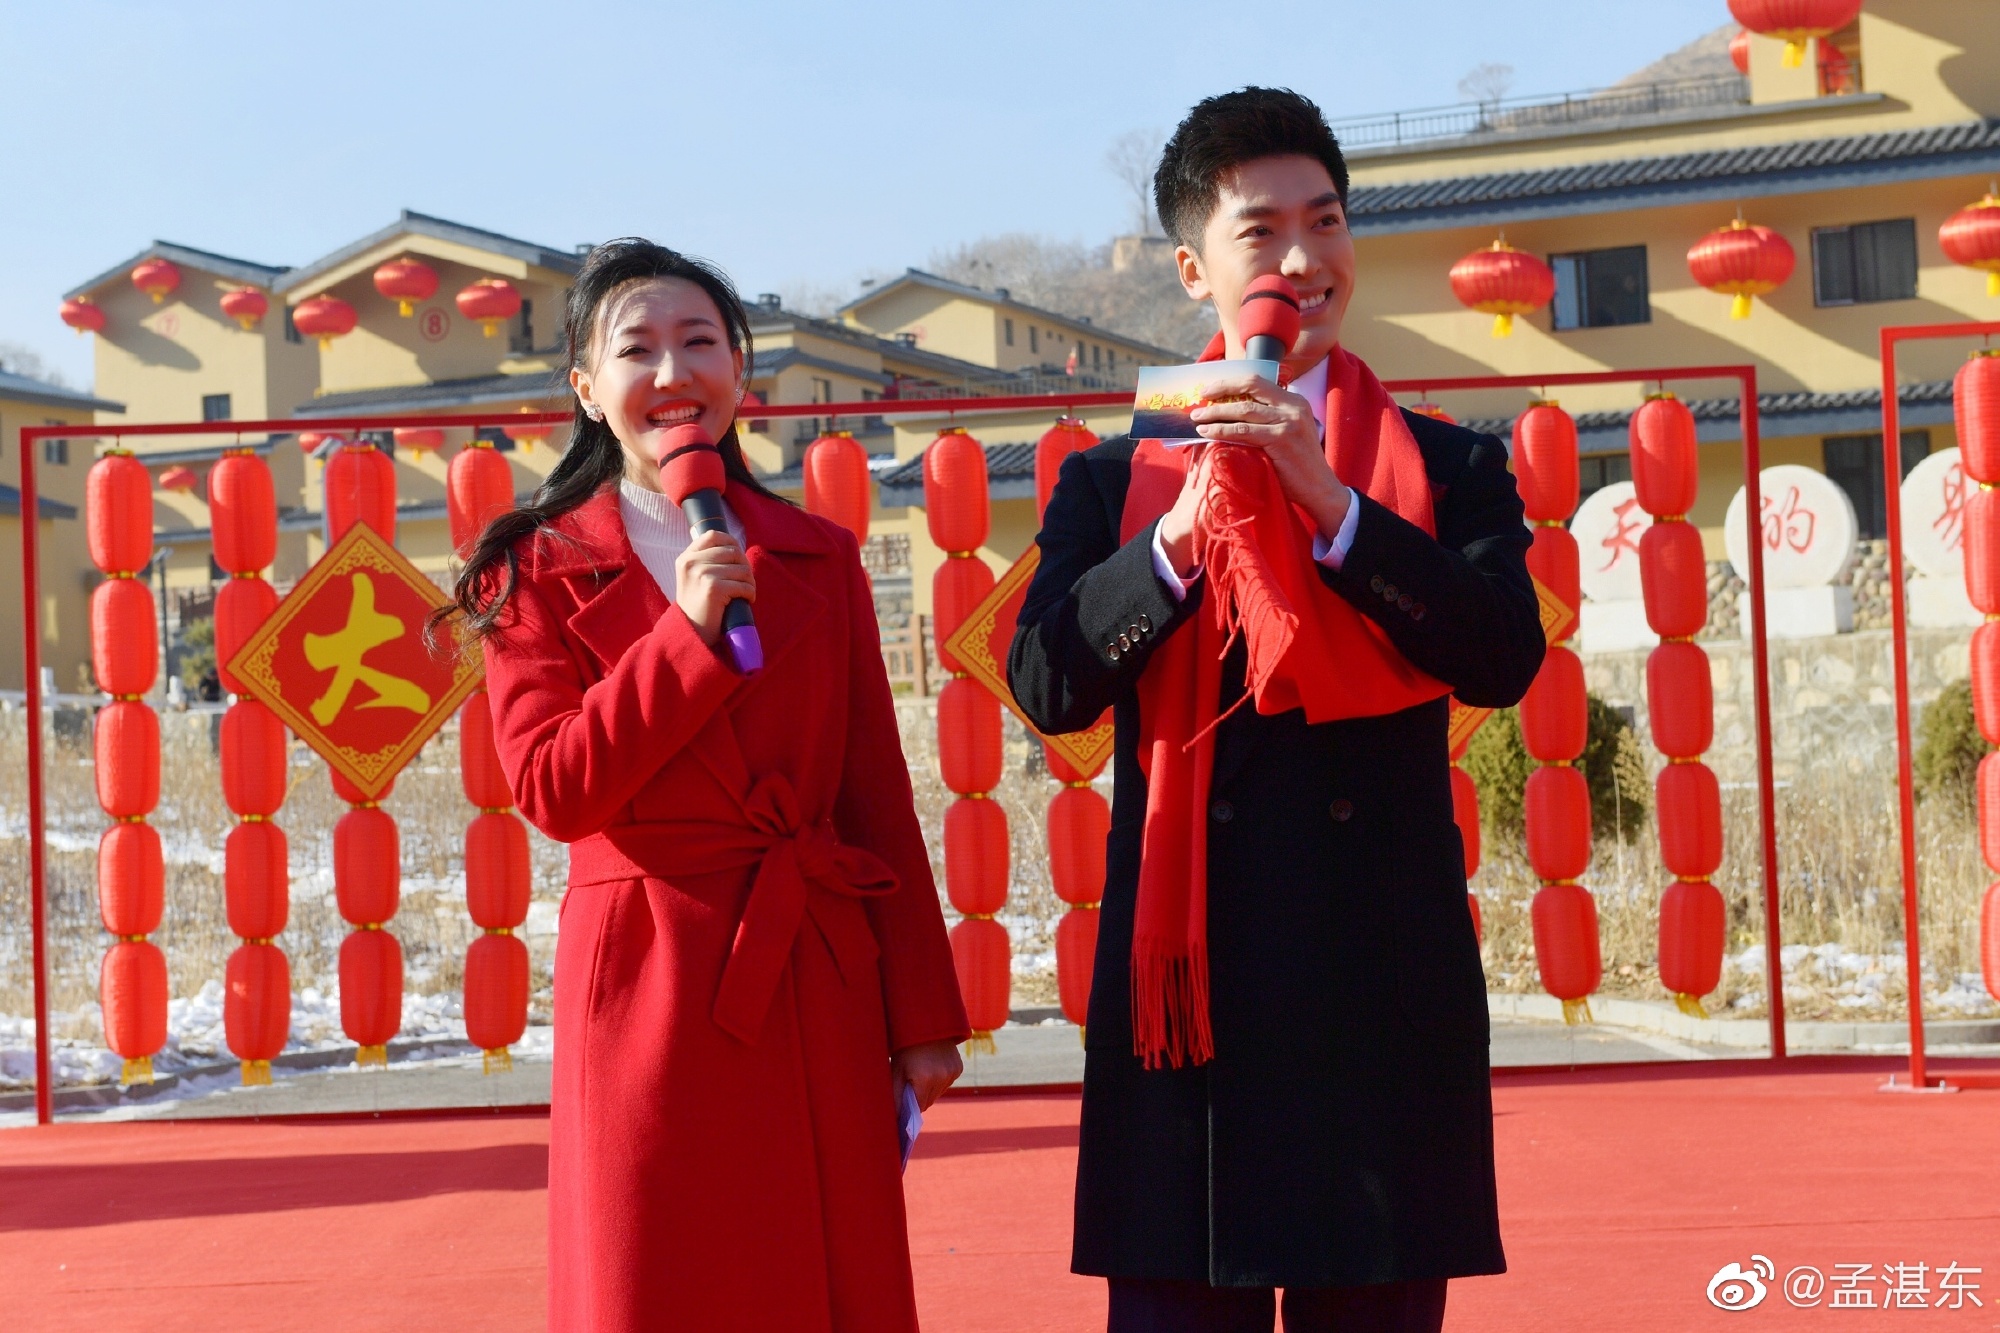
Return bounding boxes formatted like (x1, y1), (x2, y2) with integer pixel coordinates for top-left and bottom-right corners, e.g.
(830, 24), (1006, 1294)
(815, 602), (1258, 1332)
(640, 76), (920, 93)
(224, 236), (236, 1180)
(1382, 583), (1398, 602)
(1118, 633), (1131, 651)
(1329, 799), (1354, 822)
(1107, 643), (1122, 662)
(1369, 575), (1384, 593)
(1210, 800), (1234, 823)
(1128, 624), (1142, 640)
(1396, 594), (1412, 612)
(1138, 614), (1152, 633)
(1411, 603), (1426, 621)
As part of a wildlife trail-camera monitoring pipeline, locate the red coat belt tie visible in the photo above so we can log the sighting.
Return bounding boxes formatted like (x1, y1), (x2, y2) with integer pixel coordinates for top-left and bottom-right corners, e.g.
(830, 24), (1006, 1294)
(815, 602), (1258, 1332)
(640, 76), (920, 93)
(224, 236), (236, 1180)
(567, 773), (899, 1044)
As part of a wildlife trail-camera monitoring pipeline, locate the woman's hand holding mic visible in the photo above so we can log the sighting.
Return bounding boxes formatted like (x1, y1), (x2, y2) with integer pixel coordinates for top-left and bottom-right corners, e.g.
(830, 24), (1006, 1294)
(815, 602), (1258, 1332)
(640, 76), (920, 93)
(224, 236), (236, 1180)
(675, 530), (756, 649)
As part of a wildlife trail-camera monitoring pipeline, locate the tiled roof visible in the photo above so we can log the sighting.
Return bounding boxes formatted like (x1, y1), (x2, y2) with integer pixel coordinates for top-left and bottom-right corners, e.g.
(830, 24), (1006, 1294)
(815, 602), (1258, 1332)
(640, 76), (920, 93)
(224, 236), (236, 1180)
(65, 242), (290, 301)
(875, 440), (1042, 506)
(1461, 378), (1958, 452)
(0, 484), (77, 520)
(1348, 119), (2000, 234)
(296, 372), (565, 416)
(0, 368), (122, 413)
(274, 210), (582, 293)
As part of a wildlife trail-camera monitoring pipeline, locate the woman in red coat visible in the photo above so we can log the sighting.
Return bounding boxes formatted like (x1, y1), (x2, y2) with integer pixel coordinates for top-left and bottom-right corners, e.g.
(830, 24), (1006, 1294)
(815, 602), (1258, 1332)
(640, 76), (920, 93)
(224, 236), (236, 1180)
(451, 239), (969, 1331)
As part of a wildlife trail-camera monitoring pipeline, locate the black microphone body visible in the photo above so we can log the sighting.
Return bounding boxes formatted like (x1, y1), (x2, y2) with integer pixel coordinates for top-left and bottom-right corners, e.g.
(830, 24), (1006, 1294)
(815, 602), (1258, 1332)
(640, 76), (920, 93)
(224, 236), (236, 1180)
(1245, 334), (1288, 366)
(680, 486), (763, 672)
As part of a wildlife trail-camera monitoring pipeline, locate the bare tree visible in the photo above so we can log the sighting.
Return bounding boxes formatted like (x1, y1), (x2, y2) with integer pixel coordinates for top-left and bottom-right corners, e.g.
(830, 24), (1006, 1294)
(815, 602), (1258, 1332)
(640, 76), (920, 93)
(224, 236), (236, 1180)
(0, 340), (68, 388)
(1105, 128), (1165, 236)
(928, 233), (1215, 360)
(1457, 62), (1515, 106)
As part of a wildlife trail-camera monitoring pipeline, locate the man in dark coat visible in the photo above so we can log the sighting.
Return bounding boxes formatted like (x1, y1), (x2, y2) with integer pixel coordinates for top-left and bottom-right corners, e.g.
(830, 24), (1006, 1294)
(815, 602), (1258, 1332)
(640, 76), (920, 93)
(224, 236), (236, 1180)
(1007, 88), (1545, 1333)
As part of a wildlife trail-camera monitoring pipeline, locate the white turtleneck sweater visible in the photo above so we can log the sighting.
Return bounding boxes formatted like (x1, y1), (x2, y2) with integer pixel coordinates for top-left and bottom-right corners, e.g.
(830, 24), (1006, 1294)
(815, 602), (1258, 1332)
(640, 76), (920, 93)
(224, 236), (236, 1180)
(618, 478), (746, 598)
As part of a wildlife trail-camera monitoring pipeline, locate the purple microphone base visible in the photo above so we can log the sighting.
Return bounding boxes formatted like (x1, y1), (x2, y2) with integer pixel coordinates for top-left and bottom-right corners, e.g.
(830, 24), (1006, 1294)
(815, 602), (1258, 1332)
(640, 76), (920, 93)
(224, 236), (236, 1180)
(725, 625), (765, 675)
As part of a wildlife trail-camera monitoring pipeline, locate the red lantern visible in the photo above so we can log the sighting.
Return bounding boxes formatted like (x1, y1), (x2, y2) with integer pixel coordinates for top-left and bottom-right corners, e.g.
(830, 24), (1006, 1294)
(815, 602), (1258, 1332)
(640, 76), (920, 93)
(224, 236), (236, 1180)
(1729, 27), (1751, 74)
(91, 578), (156, 697)
(446, 442), (513, 555)
(937, 678), (1003, 795)
(340, 928), (403, 1054)
(332, 769), (391, 804)
(224, 819), (289, 941)
(334, 806), (401, 925)
(1955, 352), (2000, 484)
(1448, 239), (1555, 337)
(130, 258), (180, 304)
(1512, 401), (1579, 522)
(1048, 785), (1110, 906)
(1631, 394), (1699, 517)
(1981, 754), (2000, 874)
(1973, 621), (2000, 746)
(95, 700), (159, 819)
(1639, 521), (1708, 638)
(1519, 647), (1587, 762)
(325, 442), (397, 541)
(1450, 765), (1481, 879)
(100, 941), (168, 1070)
(225, 941), (291, 1072)
(215, 576), (278, 695)
(61, 297), (106, 335)
(1524, 764), (1591, 883)
(1727, 0), (1863, 68)
(1941, 197), (2000, 298)
(465, 931), (530, 1056)
(1056, 907), (1099, 1028)
(99, 822), (164, 937)
(1983, 885), (2000, 1002)
(158, 465), (199, 494)
(393, 427), (445, 459)
(1531, 882), (1601, 1010)
(293, 294), (358, 349)
(803, 431), (872, 542)
(1965, 487), (2000, 615)
(1527, 526), (1580, 614)
(1656, 762), (1724, 879)
(950, 916), (1011, 1039)
(1688, 219), (1795, 319)
(460, 691), (513, 809)
(219, 700), (287, 818)
(1647, 641), (1715, 757)
(1035, 416), (1098, 516)
(924, 428), (990, 552)
(219, 287), (268, 330)
(944, 797), (1009, 916)
(455, 278), (522, 336)
(87, 454), (153, 574)
(932, 556), (996, 671)
(1658, 878), (1726, 1011)
(207, 453), (277, 573)
(466, 811), (531, 930)
(374, 258), (439, 316)
(297, 431), (342, 457)
(1408, 402), (1457, 425)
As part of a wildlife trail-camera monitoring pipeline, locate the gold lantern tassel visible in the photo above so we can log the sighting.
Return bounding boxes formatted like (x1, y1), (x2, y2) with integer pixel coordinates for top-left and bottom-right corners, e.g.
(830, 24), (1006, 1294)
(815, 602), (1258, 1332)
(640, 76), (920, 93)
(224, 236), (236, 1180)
(120, 1056), (153, 1087)
(483, 1048), (514, 1076)
(1491, 312), (1514, 338)
(241, 1059), (272, 1086)
(1781, 39), (1805, 68)
(1673, 992), (1711, 1019)
(397, 299), (415, 317)
(1987, 270), (2000, 298)
(356, 1044), (388, 1068)
(1561, 997), (1594, 1025)
(964, 1031), (998, 1057)
(1730, 292), (1753, 320)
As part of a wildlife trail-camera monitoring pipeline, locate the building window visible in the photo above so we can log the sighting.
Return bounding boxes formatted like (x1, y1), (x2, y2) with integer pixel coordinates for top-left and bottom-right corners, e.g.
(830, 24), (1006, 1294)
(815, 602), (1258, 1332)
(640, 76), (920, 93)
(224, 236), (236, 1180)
(509, 299), (535, 354)
(1004, 318), (1014, 347)
(283, 307), (302, 344)
(201, 393), (232, 422)
(1823, 429), (1927, 538)
(1092, 344), (1102, 370)
(1578, 452), (1632, 508)
(1813, 219), (1917, 306)
(42, 438), (68, 466)
(1550, 246), (1650, 330)
(1029, 326), (1039, 354)
(1817, 21), (1862, 97)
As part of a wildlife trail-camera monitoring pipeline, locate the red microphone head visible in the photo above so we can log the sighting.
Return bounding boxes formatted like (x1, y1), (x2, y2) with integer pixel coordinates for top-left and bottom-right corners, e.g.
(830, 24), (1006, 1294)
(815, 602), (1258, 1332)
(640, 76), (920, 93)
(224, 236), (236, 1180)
(655, 424), (726, 505)
(1238, 274), (1302, 352)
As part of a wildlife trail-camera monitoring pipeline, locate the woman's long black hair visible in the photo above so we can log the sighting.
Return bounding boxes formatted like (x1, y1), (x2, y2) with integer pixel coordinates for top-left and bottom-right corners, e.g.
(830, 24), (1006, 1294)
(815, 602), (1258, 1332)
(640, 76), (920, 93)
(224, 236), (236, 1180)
(441, 238), (780, 642)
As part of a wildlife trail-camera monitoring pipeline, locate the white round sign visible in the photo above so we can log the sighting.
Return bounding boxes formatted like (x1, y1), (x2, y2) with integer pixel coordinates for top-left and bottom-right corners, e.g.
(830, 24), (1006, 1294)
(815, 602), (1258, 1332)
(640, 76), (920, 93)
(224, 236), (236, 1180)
(1901, 447), (1970, 580)
(1571, 481), (1654, 602)
(1724, 465), (1857, 589)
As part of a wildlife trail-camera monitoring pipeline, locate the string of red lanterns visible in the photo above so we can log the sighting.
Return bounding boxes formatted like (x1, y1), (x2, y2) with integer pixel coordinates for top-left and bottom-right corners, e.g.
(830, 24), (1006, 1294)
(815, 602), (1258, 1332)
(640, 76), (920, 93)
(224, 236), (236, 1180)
(1955, 349), (2000, 1004)
(447, 439), (515, 556)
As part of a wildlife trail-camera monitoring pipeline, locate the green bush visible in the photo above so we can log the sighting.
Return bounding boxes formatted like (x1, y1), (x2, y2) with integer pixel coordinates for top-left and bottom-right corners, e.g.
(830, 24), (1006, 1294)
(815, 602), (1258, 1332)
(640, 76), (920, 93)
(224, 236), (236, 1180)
(1915, 677), (1989, 812)
(1461, 694), (1650, 846)
(178, 616), (216, 692)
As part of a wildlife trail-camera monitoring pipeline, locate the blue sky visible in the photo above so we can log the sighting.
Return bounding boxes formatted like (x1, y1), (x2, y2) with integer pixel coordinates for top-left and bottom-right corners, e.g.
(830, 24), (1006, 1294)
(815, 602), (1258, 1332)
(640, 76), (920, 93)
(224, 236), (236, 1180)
(2, 0), (1730, 388)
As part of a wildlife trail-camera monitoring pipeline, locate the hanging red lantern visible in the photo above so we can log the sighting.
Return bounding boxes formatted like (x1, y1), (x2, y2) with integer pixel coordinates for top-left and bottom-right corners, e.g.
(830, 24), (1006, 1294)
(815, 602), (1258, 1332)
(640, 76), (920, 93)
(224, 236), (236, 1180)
(932, 556), (996, 673)
(90, 578), (156, 697)
(1639, 521), (1709, 637)
(99, 822), (164, 937)
(225, 942), (290, 1080)
(1973, 621), (2000, 745)
(340, 927), (403, 1059)
(1656, 761), (1724, 880)
(1531, 882), (1601, 1016)
(1519, 647), (1587, 762)
(465, 931), (530, 1060)
(208, 453), (277, 573)
(1727, 0), (1863, 68)
(293, 294), (359, 349)
(1450, 765), (1481, 880)
(1034, 416), (1099, 516)
(1527, 526), (1580, 614)
(1729, 27), (1752, 74)
(924, 428), (990, 552)
(219, 700), (287, 817)
(61, 297), (107, 335)
(334, 806), (401, 925)
(1048, 785), (1110, 905)
(455, 278), (522, 336)
(130, 258), (181, 304)
(1965, 487), (2000, 615)
(1512, 401), (1579, 522)
(95, 700), (159, 819)
(100, 940), (168, 1077)
(1658, 878), (1726, 1015)
(214, 576), (278, 695)
(219, 287), (268, 330)
(1448, 239), (1555, 338)
(1983, 885), (2000, 1003)
(1688, 219), (1795, 320)
(87, 454), (153, 574)
(1981, 754), (2000, 873)
(944, 797), (1009, 916)
(465, 810), (531, 930)
(446, 442), (513, 556)
(938, 678), (1003, 795)
(325, 441), (397, 541)
(1956, 351), (2000, 484)
(1056, 907), (1099, 1028)
(1941, 196), (2000, 298)
(158, 465), (199, 494)
(1631, 393), (1700, 517)
(374, 258), (439, 316)
(460, 691), (512, 809)
(1524, 764), (1591, 884)
(1408, 401), (1458, 425)
(803, 431), (872, 542)
(1646, 641), (1715, 757)
(393, 427), (445, 459)
(224, 819), (289, 941)
(950, 916), (1011, 1044)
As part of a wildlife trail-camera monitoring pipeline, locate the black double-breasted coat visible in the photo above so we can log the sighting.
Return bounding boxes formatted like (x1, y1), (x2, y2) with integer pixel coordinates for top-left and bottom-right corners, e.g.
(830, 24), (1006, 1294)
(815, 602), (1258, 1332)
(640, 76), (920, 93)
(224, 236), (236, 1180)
(1007, 411), (1546, 1289)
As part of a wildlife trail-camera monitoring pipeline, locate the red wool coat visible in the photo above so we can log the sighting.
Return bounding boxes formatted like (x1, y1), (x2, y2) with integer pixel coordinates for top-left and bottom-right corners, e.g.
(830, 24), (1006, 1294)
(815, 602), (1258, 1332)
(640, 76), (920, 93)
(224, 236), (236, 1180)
(480, 485), (968, 1332)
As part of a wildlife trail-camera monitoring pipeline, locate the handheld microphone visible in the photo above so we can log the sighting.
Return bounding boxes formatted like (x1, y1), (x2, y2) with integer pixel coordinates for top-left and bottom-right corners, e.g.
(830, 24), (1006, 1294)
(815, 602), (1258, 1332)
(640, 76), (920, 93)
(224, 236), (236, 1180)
(1239, 274), (1302, 370)
(655, 423), (764, 675)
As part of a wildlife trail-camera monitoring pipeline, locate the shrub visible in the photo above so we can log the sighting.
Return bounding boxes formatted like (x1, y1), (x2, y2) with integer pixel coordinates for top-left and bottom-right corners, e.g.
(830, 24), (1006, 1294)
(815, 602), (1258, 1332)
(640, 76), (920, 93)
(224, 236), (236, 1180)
(1461, 694), (1650, 846)
(1915, 677), (1989, 812)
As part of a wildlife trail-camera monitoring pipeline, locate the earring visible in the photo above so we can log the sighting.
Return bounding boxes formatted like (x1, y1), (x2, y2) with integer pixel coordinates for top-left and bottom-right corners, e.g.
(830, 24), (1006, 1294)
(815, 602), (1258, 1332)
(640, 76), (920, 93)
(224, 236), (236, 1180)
(583, 404), (604, 422)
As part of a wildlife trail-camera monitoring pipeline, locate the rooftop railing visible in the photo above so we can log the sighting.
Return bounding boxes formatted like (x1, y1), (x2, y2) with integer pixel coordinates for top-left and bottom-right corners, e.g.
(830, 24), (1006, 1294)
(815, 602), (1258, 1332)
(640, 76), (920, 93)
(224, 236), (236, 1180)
(1330, 73), (1753, 151)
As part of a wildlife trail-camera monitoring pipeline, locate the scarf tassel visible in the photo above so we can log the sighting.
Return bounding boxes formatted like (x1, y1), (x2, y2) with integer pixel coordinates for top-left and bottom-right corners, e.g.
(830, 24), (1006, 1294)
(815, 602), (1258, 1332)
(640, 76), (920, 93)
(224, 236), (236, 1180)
(1130, 943), (1214, 1070)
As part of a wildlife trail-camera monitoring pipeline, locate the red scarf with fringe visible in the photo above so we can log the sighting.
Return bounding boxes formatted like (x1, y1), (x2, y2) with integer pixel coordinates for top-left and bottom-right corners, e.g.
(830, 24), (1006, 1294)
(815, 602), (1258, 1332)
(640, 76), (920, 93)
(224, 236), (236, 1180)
(1116, 344), (1451, 1069)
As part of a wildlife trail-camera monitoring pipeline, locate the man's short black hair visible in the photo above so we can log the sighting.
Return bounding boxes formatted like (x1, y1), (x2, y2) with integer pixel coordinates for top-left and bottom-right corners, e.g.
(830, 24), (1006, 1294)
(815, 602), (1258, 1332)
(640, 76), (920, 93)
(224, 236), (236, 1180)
(1154, 87), (1350, 250)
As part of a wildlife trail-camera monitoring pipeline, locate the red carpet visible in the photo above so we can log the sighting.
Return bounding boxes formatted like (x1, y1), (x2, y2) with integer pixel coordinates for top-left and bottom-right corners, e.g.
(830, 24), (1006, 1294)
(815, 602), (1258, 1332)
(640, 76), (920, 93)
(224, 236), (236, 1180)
(6, 1058), (2000, 1330)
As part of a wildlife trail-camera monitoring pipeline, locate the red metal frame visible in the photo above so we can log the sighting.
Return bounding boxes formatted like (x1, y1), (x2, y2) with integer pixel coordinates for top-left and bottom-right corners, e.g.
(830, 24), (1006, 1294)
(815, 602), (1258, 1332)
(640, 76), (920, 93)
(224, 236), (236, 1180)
(14, 367), (1784, 1125)
(1878, 320), (2000, 1094)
